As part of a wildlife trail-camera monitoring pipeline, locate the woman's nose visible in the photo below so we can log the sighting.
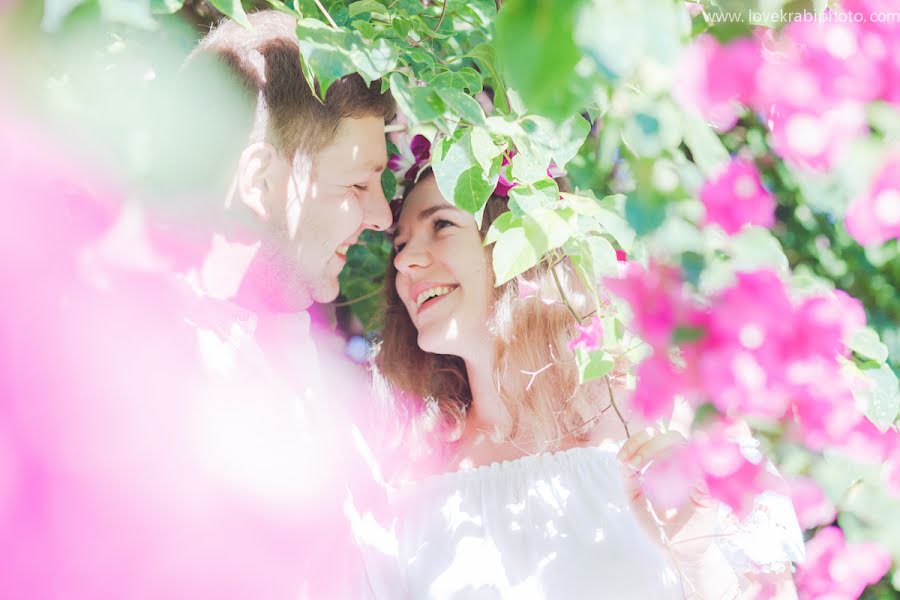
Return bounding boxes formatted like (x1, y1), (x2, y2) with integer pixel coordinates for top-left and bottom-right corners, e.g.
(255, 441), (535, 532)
(394, 239), (430, 273)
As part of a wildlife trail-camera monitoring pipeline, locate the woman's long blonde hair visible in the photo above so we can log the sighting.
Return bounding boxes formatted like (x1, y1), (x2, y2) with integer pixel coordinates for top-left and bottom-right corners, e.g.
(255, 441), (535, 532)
(372, 176), (620, 469)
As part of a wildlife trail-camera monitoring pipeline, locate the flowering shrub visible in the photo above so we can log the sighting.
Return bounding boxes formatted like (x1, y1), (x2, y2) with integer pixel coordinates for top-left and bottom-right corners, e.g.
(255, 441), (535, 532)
(3, 0), (899, 597)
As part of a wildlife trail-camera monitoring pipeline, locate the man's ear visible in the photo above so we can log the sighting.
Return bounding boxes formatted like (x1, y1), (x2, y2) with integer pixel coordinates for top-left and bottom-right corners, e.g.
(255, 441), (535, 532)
(236, 141), (280, 220)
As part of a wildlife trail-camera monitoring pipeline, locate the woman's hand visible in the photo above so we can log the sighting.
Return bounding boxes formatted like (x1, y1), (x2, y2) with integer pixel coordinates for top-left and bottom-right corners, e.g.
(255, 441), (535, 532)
(617, 429), (718, 565)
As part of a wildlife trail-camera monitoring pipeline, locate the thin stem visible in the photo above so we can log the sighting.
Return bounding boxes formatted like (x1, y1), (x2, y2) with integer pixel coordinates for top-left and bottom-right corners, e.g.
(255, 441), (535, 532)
(605, 375), (630, 438)
(312, 0), (338, 28)
(333, 286), (384, 307)
(549, 255), (582, 323)
(433, 0), (447, 32)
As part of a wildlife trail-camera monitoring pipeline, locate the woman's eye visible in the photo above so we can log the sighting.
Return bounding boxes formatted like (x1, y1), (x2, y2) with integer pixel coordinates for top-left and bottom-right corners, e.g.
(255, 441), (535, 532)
(434, 219), (455, 231)
(394, 241), (406, 253)
(353, 184), (368, 192)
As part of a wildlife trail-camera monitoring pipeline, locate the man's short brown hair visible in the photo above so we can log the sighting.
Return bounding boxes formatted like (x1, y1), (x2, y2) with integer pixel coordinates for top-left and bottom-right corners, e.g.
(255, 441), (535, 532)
(191, 10), (395, 161)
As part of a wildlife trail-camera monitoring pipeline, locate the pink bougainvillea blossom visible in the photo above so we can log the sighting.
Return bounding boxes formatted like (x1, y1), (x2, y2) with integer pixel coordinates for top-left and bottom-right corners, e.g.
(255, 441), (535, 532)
(764, 102), (868, 171)
(795, 526), (891, 600)
(675, 34), (762, 131)
(694, 422), (781, 518)
(388, 134), (431, 183)
(631, 353), (688, 422)
(642, 420), (780, 519)
(786, 476), (837, 530)
(604, 261), (699, 351)
(567, 316), (604, 352)
(700, 157), (776, 235)
(845, 155), (900, 246)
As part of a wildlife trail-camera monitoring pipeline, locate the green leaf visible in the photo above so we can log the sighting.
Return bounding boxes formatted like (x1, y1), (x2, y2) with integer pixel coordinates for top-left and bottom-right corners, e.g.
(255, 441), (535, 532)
(466, 43), (509, 113)
(856, 363), (900, 432)
(682, 111), (730, 177)
(508, 179), (560, 215)
(484, 211), (515, 246)
(150, 0), (184, 14)
(389, 73), (445, 122)
(352, 19), (378, 39)
(437, 88), (487, 125)
(727, 227), (790, 275)
(622, 101), (683, 158)
(510, 151), (548, 184)
(392, 15), (411, 37)
(296, 18), (397, 97)
(495, 0), (581, 118)
(521, 115), (590, 170)
(584, 235), (619, 279)
(470, 126), (502, 173)
(848, 327), (890, 363)
(381, 168), (397, 201)
(432, 68), (483, 94)
(490, 221), (541, 284)
(625, 193), (667, 236)
(672, 325), (706, 344)
(42, 0), (90, 30)
(432, 131), (497, 214)
(296, 18), (356, 96)
(208, 0), (251, 28)
(348, 0), (388, 17)
(576, 348), (615, 383)
(348, 37), (399, 82)
(575, 0), (682, 81)
(454, 166), (496, 214)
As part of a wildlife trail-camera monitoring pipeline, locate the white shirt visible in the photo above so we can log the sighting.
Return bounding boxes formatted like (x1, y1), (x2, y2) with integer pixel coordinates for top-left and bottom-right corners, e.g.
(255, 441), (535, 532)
(350, 442), (804, 599)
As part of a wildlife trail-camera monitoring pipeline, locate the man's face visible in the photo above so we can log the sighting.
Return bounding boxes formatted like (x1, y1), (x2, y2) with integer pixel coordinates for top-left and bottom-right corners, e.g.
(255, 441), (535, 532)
(261, 116), (391, 308)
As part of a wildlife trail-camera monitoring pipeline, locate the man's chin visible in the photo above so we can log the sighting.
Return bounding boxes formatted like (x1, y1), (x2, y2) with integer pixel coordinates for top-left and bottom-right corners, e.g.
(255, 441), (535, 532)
(311, 278), (340, 305)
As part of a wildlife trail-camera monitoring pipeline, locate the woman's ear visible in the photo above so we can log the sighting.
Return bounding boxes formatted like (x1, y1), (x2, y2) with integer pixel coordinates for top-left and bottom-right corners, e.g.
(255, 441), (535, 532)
(236, 141), (279, 219)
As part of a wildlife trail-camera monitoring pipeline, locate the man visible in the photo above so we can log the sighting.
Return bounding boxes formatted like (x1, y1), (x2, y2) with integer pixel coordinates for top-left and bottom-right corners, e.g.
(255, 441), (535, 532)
(186, 9), (394, 313)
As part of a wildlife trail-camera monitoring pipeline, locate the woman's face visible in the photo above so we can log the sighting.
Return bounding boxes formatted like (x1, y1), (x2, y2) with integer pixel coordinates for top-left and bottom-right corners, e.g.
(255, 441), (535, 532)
(392, 175), (494, 359)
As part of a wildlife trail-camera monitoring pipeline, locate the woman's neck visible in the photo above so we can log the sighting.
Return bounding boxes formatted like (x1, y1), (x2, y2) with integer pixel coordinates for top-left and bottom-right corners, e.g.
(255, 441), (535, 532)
(462, 351), (511, 434)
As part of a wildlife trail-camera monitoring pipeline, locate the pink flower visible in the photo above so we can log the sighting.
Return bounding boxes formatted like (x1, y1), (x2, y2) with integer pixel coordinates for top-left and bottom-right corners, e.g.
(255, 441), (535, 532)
(604, 261), (697, 351)
(631, 354), (687, 422)
(675, 35), (762, 131)
(698, 344), (791, 419)
(791, 290), (864, 360)
(795, 526), (891, 600)
(567, 316), (603, 352)
(694, 423), (780, 518)
(845, 155), (900, 246)
(388, 134), (431, 183)
(494, 155), (515, 197)
(765, 102), (868, 171)
(786, 476), (836, 530)
(641, 441), (704, 511)
(700, 157), (776, 235)
(753, 18), (877, 170)
(788, 359), (864, 450)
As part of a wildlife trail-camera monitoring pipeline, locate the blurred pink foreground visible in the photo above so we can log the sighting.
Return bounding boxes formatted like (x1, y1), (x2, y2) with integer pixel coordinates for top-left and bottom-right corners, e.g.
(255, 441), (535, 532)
(0, 101), (378, 599)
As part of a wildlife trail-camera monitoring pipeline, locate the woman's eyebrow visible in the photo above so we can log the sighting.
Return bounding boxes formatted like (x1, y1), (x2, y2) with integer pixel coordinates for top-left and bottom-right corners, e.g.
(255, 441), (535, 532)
(394, 204), (454, 240)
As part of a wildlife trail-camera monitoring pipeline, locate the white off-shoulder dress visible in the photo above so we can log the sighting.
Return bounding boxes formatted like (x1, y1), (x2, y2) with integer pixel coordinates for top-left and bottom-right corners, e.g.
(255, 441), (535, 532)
(349, 441), (805, 599)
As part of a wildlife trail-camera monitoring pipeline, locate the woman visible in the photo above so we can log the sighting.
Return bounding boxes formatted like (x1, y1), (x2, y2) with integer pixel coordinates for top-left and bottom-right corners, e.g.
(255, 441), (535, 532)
(353, 171), (804, 599)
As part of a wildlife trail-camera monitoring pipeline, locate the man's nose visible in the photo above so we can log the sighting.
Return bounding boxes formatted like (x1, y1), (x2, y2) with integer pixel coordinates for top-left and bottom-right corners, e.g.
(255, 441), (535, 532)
(362, 178), (391, 232)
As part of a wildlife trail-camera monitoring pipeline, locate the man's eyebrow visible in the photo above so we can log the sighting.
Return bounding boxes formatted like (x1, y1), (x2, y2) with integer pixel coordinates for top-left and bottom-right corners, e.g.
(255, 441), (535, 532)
(365, 159), (386, 173)
(392, 205), (454, 241)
